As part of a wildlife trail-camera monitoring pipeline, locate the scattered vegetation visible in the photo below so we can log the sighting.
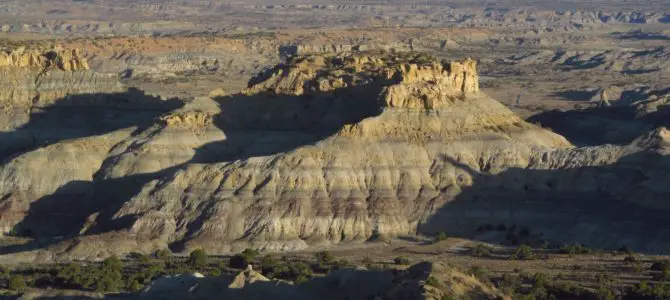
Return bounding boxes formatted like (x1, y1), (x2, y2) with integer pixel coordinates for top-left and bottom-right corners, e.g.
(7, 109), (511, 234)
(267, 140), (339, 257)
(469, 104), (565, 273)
(189, 249), (208, 268)
(8, 275), (27, 293)
(468, 266), (489, 283)
(393, 256), (411, 265)
(154, 248), (171, 260)
(510, 244), (534, 260)
(434, 231), (448, 243)
(425, 276), (441, 287)
(559, 243), (592, 255)
(315, 251), (335, 263)
(471, 244), (494, 258)
(229, 248), (260, 269)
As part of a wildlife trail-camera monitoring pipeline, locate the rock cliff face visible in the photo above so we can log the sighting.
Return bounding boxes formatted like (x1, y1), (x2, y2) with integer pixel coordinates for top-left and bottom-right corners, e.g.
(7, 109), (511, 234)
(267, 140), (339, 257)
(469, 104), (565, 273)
(0, 48), (122, 107)
(1, 51), (669, 261)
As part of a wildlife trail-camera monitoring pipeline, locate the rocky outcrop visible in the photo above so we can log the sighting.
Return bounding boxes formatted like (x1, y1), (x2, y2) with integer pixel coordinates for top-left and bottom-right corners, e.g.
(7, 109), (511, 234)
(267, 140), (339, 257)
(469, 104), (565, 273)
(29, 52), (573, 257)
(0, 47), (122, 107)
(1, 52), (670, 261)
(0, 47), (89, 71)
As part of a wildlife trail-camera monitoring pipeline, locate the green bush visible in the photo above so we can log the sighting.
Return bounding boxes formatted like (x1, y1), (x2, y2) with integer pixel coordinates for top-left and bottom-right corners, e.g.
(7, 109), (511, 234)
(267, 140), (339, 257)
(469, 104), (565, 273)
(230, 248), (259, 269)
(653, 268), (670, 281)
(559, 244), (591, 255)
(103, 256), (123, 272)
(425, 276), (440, 287)
(295, 275), (309, 284)
(0, 265), (9, 280)
(394, 256), (411, 265)
(263, 262), (291, 279)
(127, 279), (142, 292)
(189, 249), (208, 268)
(315, 251), (334, 263)
(241, 248), (260, 260)
(531, 272), (549, 288)
(497, 274), (521, 295)
(289, 262), (313, 279)
(332, 259), (352, 270)
(261, 255), (279, 269)
(471, 244), (493, 257)
(95, 270), (123, 292)
(8, 275), (27, 292)
(154, 249), (171, 260)
(138, 254), (151, 263)
(469, 266), (489, 283)
(511, 244), (534, 260)
(434, 232), (448, 243)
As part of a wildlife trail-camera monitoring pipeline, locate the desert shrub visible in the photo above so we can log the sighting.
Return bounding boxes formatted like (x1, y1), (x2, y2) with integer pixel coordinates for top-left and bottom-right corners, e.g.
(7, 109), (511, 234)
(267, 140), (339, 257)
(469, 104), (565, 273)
(8, 275), (27, 292)
(263, 262), (291, 279)
(434, 231), (448, 243)
(165, 260), (192, 275)
(0, 265), (9, 280)
(95, 270), (123, 292)
(497, 274), (521, 295)
(261, 255), (279, 269)
(229, 248), (259, 269)
(559, 244), (591, 255)
(154, 248), (171, 260)
(469, 266), (489, 283)
(126, 279), (142, 292)
(103, 256), (123, 272)
(332, 259), (352, 270)
(295, 275), (309, 284)
(629, 281), (670, 298)
(132, 262), (165, 284)
(425, 276), (440, 287)
(241, 248), (260, 260)
(531, 272), (549, 288)
(188, 249), (208, 268)
(471, 244), (493, 257)
(315, 251), (334, 263)
(289, 262), (313, 278)
(511, 244), (534, 260)
(138, 253), (151, 264)
(394, 256), (411, 265)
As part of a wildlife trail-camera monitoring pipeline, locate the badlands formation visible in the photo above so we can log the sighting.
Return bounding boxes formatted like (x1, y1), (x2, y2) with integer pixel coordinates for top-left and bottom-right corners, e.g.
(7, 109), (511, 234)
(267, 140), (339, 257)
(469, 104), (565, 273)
(0, 0), (667, 298)
(0, 48), (668, 262)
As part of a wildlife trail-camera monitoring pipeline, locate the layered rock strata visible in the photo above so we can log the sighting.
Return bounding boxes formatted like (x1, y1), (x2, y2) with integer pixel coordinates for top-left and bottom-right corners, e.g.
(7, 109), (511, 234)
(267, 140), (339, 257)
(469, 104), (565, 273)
(1, 52), (669, 261)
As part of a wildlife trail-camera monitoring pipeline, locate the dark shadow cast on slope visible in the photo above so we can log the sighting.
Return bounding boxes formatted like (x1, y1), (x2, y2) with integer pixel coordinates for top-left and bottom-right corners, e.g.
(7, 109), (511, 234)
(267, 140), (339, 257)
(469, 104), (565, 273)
(2, 82), (386, 254)
(0, 87), (184, 163)
(418, 152), (670, 255)
(190, 83), (384, 164)
(0, 88), (185, 254)
(528, 103), (670, 146)
(550, 90), (596, 102)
